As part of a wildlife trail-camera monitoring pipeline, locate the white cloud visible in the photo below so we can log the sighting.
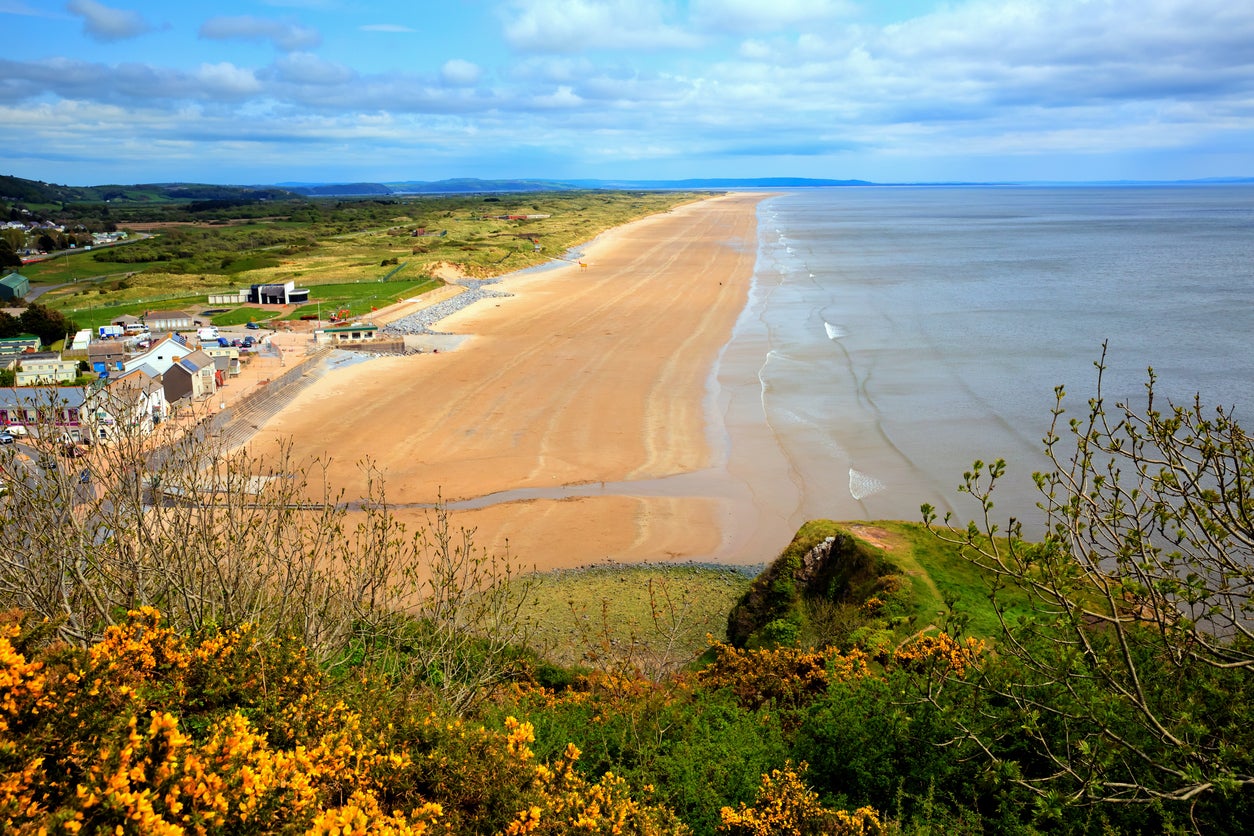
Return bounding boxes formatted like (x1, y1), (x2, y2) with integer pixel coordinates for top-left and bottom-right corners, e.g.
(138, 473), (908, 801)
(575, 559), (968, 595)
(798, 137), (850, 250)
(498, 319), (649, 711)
(269, 53), (357, 86)
(503, 0), (701, 52)
(199, 15), (322, 52)
(65, 0), (153, 42)
(441, 59), (483, 87)
(690, 0), (852, 35)
(195, 63), (263, 97)
(1, 1), (52, 16)
(531, 85), (584, 108)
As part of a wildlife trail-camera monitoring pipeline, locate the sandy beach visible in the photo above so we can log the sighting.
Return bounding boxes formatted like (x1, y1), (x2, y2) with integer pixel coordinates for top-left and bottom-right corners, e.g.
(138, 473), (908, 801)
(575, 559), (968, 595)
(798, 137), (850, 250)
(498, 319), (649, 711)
(244, 193), (769, 572)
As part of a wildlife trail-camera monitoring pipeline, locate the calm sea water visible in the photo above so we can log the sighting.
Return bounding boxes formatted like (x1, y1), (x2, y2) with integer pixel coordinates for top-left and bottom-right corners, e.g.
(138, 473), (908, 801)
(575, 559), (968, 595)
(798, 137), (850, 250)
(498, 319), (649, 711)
(715, 185), (1254, 540)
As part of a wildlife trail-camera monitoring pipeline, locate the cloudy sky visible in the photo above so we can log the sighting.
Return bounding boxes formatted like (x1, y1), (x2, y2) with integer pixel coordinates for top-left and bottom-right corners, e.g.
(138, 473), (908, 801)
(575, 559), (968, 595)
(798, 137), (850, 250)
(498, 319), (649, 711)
(3, 0), (1253, 185)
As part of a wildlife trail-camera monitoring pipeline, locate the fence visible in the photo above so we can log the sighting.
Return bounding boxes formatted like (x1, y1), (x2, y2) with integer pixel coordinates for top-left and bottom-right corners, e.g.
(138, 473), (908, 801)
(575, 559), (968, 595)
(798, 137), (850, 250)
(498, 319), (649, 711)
(211, 347), (334, 452)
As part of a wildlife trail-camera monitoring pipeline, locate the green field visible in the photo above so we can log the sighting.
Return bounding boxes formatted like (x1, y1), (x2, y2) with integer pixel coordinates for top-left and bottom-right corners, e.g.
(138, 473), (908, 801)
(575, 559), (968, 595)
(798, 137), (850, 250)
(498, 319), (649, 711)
(284, 277), (443, 321)
(516, 564), (754, 672)
(24, 191), (703, 330)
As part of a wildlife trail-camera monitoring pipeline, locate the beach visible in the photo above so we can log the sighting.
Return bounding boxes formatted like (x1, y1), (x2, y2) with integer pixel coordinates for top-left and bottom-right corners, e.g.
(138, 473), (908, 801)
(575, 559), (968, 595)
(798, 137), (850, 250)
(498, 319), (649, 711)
(244, 193), (773, 572)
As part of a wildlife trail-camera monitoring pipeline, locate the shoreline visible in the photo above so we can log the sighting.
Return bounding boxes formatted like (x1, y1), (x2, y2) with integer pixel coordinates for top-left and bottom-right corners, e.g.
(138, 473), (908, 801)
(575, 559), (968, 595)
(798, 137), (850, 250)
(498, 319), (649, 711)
(244, 193), (786, 572)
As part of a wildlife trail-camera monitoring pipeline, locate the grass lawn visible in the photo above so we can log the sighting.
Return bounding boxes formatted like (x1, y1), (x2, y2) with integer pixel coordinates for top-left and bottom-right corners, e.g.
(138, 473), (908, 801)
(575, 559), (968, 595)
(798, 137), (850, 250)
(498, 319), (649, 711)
(211, 308), (280, 326)
(516, 564), (754, 671)
(284, 277), (443, 320)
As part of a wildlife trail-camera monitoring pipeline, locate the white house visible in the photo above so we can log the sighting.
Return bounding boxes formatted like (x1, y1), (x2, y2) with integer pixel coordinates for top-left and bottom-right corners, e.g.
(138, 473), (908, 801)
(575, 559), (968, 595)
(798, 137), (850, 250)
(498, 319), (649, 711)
(123, 334), (192, 376)
(103, 368), (169, 436)
(15, 353), (79, 385)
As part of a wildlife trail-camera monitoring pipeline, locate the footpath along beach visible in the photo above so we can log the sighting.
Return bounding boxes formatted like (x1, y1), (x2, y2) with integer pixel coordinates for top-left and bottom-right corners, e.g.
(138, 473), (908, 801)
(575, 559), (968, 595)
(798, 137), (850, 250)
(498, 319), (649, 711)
(243, 193), (782, 572)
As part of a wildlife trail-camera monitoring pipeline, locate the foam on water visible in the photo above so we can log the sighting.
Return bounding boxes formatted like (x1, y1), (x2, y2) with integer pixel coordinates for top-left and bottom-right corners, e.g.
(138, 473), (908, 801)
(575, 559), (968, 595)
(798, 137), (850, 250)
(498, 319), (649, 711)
(848, 468), (887, 500)
(823, 321), (845, 340)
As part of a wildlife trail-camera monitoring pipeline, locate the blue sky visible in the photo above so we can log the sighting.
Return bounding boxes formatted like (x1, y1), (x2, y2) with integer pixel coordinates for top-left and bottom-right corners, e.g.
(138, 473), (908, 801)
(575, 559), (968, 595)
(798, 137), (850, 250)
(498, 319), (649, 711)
(3, 0), (1253, 185)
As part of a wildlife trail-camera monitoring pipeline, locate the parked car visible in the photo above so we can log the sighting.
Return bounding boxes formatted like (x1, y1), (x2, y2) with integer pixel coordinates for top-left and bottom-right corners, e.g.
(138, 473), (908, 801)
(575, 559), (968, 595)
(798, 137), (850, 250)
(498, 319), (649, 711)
(231, 338), (243, 347)
(4, 425), (27, 437)
(242, 335), (256, 348)
(0, 432), (13, 445)
(246, 321), (260, 329)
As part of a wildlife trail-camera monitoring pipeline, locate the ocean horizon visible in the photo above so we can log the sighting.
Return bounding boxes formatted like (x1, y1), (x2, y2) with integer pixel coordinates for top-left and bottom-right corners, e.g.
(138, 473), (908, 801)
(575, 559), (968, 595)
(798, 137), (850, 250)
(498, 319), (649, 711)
(709, 184), (1254, 558)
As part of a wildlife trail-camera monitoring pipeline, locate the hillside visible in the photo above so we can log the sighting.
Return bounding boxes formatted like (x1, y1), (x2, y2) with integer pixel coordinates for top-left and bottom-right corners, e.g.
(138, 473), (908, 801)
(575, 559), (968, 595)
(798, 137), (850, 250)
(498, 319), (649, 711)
(1, 174), (298, 207)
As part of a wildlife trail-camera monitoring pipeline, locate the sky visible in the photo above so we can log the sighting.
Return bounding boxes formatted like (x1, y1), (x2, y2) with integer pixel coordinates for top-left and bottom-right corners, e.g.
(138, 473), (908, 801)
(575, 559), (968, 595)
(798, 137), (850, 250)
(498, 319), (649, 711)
(2, 0), (1254, 186)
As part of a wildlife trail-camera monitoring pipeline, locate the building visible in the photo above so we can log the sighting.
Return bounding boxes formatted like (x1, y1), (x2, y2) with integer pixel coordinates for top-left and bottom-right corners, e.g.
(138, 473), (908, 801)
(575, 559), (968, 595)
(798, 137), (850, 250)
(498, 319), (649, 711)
(314, 322), (379, 346)
(15, 353), (79, 385)
(141, 310), (195, 333)
(162, 349), (217, 404)
(0, 336), (41, 354)
(0, 386), (96, 441)
(109, 314), (143, 331)
(104, 368), (169, 435)
(87, 342), (127, 375)
(0, 272), (30, 302)
(247, 281), (310, 306)
(201, 345), (241, 377)
(123, 334), (191, 376)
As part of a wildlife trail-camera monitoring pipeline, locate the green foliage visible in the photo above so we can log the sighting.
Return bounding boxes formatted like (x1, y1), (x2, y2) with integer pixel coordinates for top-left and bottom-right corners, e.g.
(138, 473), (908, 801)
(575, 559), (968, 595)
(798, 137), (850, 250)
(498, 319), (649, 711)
(726, 523), (909, 652)
(922, 345), (1254, 825)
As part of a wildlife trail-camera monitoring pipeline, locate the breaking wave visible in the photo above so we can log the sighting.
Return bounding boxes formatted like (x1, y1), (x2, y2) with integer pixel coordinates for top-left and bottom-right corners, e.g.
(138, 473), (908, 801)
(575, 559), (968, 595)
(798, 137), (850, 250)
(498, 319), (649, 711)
(849, 468), (887, 500)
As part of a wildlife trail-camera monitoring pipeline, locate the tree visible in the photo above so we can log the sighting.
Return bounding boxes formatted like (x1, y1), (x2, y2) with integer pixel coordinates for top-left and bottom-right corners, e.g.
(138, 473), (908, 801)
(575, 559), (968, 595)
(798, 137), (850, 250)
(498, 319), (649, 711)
(0, 241), (20, 269)
(18, 303), (77, 346)
(0, 389), (536, 713)
(923, 349), (1254, 821)
(923, 346), (1254, 820)
(1, 227), (26, 251)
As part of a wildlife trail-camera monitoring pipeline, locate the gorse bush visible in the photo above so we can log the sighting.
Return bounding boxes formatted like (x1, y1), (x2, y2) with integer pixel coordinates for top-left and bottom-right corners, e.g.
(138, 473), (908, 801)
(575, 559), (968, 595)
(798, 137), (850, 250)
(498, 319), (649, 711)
(0, 608), (687, 835)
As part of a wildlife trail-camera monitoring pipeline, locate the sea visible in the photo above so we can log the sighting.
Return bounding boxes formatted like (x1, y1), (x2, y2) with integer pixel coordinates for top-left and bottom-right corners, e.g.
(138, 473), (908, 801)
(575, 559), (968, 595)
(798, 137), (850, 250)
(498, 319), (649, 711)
(709, 185), (1254, 555)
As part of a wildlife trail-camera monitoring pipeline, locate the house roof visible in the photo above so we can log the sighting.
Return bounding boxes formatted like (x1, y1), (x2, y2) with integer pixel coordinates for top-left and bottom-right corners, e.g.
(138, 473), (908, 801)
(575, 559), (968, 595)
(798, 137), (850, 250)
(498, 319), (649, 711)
(0, 386), (89, 410)
(1, 273), (31, 289)
(173, 349), (215, 373)
(110, 368), (163, 397)
(88, 342), (127, 358)
(142, 309), (193, 322)
(319, 322), (379, 333)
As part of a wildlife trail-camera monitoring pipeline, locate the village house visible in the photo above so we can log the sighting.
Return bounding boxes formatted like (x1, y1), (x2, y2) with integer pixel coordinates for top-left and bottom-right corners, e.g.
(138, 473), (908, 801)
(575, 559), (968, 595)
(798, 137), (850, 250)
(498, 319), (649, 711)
(0, 336), (41, 355)
(123, 333), (191, 376)
(104, 368), (169, 435)
(87, 341), (127, 375)
(201, 345), (241, 378)
(161, 349), (218, 405)
(141, 310), (195, 333)
(0, 386), (99, 442)
(109, 313), (144, 332)
(314, 322), (379, 346)
(15, 352), (79, 386)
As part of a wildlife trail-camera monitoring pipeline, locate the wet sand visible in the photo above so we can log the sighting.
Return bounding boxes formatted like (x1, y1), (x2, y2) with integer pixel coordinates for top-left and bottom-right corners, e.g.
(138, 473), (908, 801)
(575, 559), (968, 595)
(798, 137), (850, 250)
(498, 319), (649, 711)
(245, 193), (777, 571)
